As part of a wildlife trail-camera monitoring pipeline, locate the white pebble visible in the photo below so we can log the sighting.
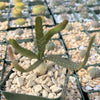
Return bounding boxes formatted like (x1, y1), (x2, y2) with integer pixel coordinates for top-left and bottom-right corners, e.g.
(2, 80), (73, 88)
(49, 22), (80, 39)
(85, 86), (93, 91)
(17, 77), (24, 87)
(33, 85), (42, 92)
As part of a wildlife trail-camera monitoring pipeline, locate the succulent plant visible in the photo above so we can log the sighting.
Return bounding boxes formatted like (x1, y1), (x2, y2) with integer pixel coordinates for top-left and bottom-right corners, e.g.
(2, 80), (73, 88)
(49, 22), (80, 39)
(15, 28), (24, 35)
(8, 16), (95, 76)
(79, 50), (87, 58)
(92, 21), (100, 28)
(32, 5), (46, 15)
(89, 67), (100, 79)
(15, 18), (25, 26)
(13, 0), (23, 3)
(15, 2), (25, 10)
(66, 24), (73, 31)
(12, 8), (22, 17)
(0, 2), (6, 10)
(49, 0), (64, 8)
(46, 41), (55, 51)
(87, 0), (95, 5)
(0, 12), (2, 17)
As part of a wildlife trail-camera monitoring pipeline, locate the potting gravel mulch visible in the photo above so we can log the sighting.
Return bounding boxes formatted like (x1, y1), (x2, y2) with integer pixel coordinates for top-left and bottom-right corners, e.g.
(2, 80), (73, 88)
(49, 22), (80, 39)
(0, 0), (100, 100)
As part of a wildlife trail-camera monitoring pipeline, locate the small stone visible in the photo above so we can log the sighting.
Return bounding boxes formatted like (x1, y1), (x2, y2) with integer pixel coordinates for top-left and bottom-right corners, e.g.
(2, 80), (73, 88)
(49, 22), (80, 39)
(6, 80), (12, 87)
(17, 77), (24, 87)
(42, 84), (51, 92)
(0, 66), (3, 71)
(51, 78), (57, 85)
(48, 93), (56, 98)
(47, 71), (53, 76)
(85, 86), (93, 91)
(42, 77), (51, 84)
(33, 85), (42, 92)
(16, 71), (21, 76)
(26, 73), (37, 81)
(9, 73), (16, 79)
(95, 96), (100, 100)
(42, 90), (48, 97)
(15, 29), (24, 35)
(55, 71), (58, 79)
(47, 81), (54, 87)
(69, 76), (76, 83)
(35, 77), (43, 84)
(50, 85), (62, 93)
(26, 79), (36, 87)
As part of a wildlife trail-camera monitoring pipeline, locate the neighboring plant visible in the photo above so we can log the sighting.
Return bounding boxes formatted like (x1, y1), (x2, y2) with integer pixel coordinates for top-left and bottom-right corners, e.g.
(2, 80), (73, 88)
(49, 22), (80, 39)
(0, 2), (6, 10)
(15, 2), (25, 10)
(15, 18), (25, 26)
(12, 8), (22, 17)
(8, 16), (95, 76)
(89, 67), (100, 79)
(32, 5), (46, 15)
(46, 41), (55, 51)
(92, 21), (100, 28)
(79, 50), (87, 58)
(15, 28), (24, 35)
(66, 24), (73, 31)
(0, 12), (2, 17)
(80, 11), (88, 18)
(13, 0), (23, 3)
(87, 0), (95, 5)
(49, 0), (64, 8)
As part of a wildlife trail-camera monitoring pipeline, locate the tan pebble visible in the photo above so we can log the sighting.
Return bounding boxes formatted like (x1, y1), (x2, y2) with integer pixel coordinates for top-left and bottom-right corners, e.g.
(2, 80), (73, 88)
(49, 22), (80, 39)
(35, 77), (42, 84)
(71, 85), (77, 89)
(16, 71), (21, 76)
(51, 68), (56, 72)
(26, 79), (36, 87)
(55, 71), (58, 79)
(47, 81), (54, 87)
(70, 90), (75, 94)
(42, 90), (48, 97)
(0, 67), (3, 71)
(16, 89), (21, 93)
(9, 73), (16, 79)
(38, 74), (47, 80)
(95, 96), (100, 100)
(62, 68), (66, 74)
(57, 77), (64, 85)
(42, 84), (51, 92)
(82, 78), (89, 83)
(48, 93), (56, 98)
(22, 72), (29, 76)
(77, 98), (81, 100)
(31, 59), (37, 65)
(56, 92), (62, 98)
(33, 85), (42, 92)
(51, 78), (57, 85)
(28, 92), (33, 95)
(26, 74), (37, 81)
(17, 77), (24, 87)
(47, 71), (53, 76)
(9, 89), (16, 92)
(12, 76), (18, 84)
(6, 80), (12, 87)
(33, 92), (40, 96)
(87, 66), (95, 72)
(50, 85), (62, 93)
(60, 74), (65, 79)
(42, 77), (51, 84)
(69, 76), (76, 83)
